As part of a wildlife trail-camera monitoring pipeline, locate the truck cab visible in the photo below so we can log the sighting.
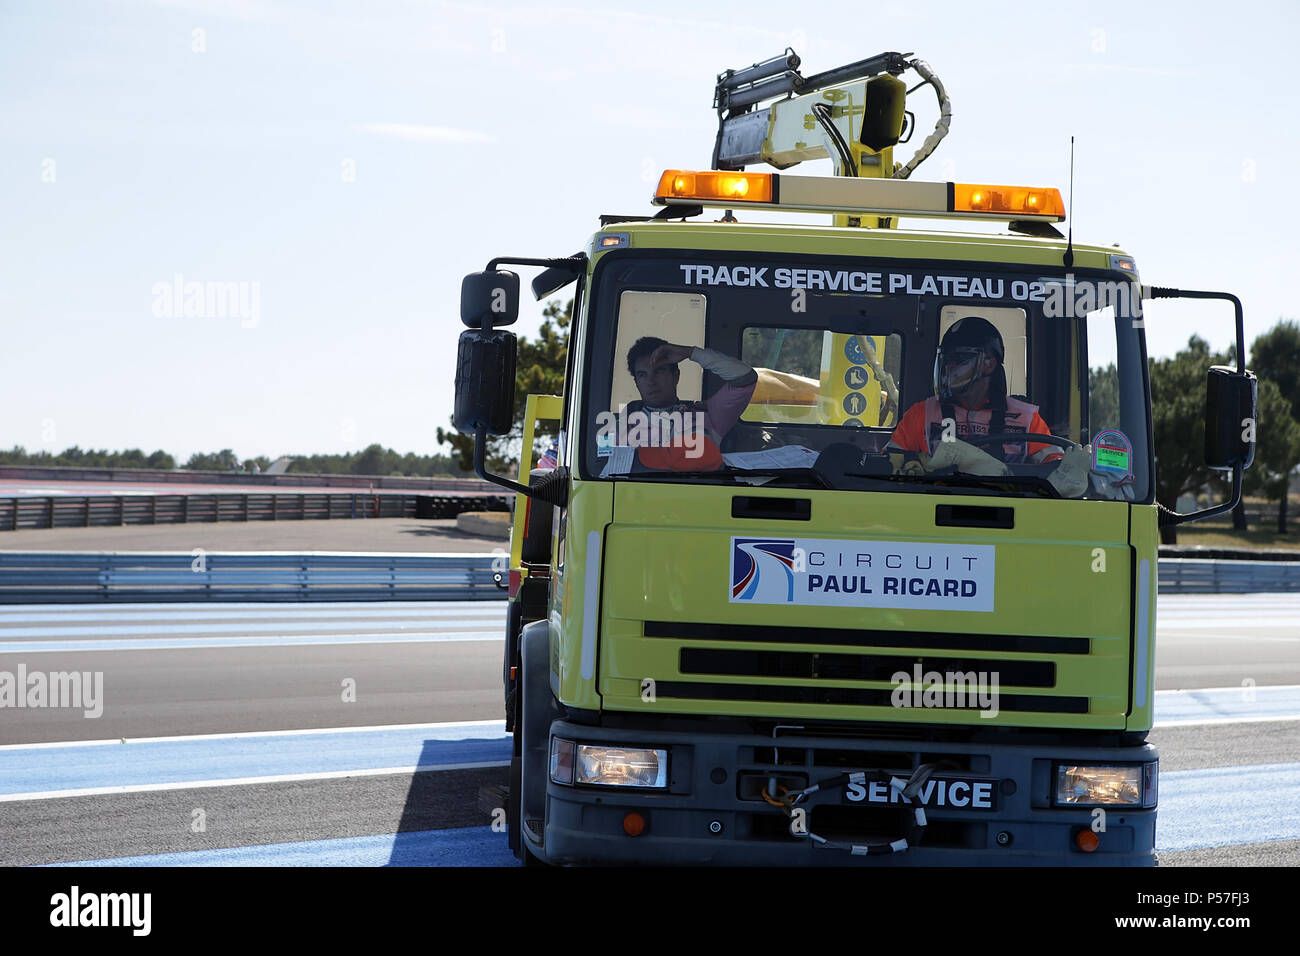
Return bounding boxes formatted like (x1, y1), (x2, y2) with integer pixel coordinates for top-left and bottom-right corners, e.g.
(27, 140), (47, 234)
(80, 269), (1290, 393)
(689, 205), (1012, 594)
(455, 51), (1256, 865)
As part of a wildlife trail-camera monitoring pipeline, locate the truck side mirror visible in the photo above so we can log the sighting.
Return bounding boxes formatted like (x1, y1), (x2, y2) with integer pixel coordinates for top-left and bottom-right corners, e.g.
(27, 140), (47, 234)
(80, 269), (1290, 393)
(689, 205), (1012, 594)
(460, 270), (519, 328)
(454, 329), (516, 435)
(1204, 365), (1257, 470)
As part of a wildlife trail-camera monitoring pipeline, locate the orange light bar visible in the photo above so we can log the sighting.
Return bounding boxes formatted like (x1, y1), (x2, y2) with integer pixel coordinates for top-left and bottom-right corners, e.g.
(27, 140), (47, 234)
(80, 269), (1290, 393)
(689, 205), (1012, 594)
(656, 169), (773, 204)
(953, 182), (1065, 219)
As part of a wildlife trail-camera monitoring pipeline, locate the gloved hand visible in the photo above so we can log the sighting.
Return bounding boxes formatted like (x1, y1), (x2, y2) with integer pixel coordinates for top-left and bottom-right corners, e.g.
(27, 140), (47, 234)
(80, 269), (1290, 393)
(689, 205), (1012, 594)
(924, 439), (1011, 477)
(1047, 444), (1091, 497)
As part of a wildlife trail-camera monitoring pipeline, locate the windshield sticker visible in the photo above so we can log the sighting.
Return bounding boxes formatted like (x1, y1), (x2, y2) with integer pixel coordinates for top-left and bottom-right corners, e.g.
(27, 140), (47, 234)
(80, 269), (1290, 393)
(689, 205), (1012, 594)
(1092, 429), (1134, 478)
(730, 536), (995, 613)
(678, 264), (1050, 302)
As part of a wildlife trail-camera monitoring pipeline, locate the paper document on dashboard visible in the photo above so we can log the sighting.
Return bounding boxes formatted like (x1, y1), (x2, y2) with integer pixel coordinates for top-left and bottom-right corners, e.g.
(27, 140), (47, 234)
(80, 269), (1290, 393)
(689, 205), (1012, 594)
(599, 446), (637, 477)
(722, 445), (820, 470)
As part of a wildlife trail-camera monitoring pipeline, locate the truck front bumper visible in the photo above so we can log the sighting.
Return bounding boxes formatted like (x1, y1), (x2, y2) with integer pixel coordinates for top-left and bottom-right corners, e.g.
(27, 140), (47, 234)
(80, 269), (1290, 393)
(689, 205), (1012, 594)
(530, 718), (1157, 866)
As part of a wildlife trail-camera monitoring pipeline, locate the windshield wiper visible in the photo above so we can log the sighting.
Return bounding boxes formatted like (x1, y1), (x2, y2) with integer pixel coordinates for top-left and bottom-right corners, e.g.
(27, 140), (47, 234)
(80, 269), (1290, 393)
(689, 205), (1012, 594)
(612, 467), (833, 489)
(855, 470), (1061, 498)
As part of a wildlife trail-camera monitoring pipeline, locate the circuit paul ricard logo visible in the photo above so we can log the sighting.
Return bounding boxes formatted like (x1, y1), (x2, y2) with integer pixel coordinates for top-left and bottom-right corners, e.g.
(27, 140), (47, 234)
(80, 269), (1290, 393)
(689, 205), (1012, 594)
(731, 538), (799, 603)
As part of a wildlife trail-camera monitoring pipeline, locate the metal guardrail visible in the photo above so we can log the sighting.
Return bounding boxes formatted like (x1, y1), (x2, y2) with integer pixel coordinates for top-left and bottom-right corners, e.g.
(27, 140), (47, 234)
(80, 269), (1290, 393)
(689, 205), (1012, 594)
(0, 463), (498, 492)
(0, 553), (1294, 603)
(1157, 558), (1300, 594)
(0, 492), (509, 531)
(0, 552), (509, 603)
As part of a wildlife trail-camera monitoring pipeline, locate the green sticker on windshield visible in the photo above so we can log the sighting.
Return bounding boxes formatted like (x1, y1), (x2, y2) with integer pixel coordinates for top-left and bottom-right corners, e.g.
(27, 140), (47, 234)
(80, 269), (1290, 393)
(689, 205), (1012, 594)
(1092, 429), (1133, 477)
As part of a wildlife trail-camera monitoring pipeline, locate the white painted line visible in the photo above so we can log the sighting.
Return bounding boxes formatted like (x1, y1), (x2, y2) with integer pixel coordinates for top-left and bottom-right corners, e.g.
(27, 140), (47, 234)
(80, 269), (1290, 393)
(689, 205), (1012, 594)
(1159, 683), (1300, 694)
(0, 761), (510, 802)
(1155, 714), (1300, 728)
(0, 600), (502, 616)
(0, 632), (502, 653)
(0, 718), (507, 751)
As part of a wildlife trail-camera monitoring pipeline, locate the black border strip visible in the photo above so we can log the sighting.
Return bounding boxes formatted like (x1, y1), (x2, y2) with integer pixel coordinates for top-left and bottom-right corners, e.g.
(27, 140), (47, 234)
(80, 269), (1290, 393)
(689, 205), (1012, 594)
(644, 619), (1090, 655)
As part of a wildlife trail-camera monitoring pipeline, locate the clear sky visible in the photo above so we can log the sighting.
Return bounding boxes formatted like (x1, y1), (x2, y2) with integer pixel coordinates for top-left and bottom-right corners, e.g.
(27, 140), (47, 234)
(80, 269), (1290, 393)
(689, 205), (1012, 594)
(3, 0), (1297, 462)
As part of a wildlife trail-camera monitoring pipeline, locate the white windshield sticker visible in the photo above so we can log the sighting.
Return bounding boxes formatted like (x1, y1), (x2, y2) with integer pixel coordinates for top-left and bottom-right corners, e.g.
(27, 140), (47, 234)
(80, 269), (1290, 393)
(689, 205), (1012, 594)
(730, 536), (995, 612)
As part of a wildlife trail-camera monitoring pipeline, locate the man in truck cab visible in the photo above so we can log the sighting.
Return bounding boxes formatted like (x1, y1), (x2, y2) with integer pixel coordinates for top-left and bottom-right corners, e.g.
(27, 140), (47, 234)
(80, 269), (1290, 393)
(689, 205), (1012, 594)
(619, 336), (758, 469)
(888, 316), (1064, 467)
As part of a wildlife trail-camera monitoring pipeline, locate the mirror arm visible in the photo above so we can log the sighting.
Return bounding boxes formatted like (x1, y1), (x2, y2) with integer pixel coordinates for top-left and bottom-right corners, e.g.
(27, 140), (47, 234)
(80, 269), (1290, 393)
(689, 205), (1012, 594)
(1146, 286), (1251, 528)
(472, 425), (533, 497)
(1159, 464), (1243, 527)
(1147, 287), (1245, 370)
(471, 426), (570, 506)
(486, 254), (586, 273)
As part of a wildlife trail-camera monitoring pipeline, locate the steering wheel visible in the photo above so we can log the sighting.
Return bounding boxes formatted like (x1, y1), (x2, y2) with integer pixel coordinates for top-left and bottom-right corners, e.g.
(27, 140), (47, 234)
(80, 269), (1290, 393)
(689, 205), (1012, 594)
(958, 432), (1078, 451)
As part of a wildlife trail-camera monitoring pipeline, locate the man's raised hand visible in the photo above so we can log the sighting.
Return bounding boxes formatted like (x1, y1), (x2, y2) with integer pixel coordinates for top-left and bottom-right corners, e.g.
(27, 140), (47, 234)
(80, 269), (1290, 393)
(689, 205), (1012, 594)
(648, 343), (694, 369)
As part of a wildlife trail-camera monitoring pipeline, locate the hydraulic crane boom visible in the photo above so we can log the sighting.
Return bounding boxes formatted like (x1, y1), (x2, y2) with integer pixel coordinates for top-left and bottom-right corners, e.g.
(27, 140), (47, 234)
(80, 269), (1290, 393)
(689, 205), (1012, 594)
(712, 49), (953, 228)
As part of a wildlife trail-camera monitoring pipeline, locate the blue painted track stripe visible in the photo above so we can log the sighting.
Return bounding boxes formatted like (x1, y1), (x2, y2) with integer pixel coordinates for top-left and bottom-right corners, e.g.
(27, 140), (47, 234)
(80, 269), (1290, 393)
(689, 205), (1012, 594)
(1157, 762), (1300, 851)
(47, 826), (518, 867)
(1154, 685), (1300, 724)
(0, 723), (510, 794)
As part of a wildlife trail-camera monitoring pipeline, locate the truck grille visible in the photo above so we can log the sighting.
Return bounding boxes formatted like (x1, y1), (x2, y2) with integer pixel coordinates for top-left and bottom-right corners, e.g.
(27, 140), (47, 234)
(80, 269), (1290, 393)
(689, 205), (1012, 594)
(641, 620), (1092, 716)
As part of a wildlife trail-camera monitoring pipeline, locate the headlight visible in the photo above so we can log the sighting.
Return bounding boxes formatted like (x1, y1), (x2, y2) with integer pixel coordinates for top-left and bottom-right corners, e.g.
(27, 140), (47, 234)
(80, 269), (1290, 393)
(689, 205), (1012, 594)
(1054, 763), (1156, 807)
(573, 744), (668, 788)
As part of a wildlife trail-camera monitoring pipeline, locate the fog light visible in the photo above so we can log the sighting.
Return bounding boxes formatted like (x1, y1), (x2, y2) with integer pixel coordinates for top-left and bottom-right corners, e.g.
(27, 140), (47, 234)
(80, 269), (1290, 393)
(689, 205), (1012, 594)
(575, 745), (668, 788)
(623, 812), (647, 836)
(1053, 764), (1143, 806)
(1076, 829), (1100, 852)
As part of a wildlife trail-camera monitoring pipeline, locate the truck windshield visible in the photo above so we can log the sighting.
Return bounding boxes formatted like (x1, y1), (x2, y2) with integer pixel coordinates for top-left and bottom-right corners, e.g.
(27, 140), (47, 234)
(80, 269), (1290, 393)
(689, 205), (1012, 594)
(580, 253), (1151, 502)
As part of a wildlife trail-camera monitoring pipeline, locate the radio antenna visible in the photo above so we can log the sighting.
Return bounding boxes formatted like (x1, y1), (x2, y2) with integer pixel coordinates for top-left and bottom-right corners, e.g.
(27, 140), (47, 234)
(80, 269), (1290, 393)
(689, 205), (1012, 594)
(1063, 136), (1075, 269)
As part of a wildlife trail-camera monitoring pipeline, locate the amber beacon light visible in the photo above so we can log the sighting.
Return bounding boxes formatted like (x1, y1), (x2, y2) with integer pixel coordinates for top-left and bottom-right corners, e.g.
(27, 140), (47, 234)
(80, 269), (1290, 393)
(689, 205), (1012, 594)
(656, 169), (774, 204)
(952, 182), (1065, 219)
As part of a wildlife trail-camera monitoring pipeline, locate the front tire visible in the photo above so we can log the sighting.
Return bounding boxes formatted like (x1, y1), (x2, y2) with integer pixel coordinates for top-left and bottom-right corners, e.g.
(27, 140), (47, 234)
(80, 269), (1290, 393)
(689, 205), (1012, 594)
(510, 622), (554, 865)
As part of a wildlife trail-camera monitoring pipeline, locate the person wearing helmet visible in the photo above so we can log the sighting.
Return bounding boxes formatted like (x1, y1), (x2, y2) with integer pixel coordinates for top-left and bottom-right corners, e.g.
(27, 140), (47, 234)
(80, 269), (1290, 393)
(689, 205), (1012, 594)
(888, 316), (1063, 466)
